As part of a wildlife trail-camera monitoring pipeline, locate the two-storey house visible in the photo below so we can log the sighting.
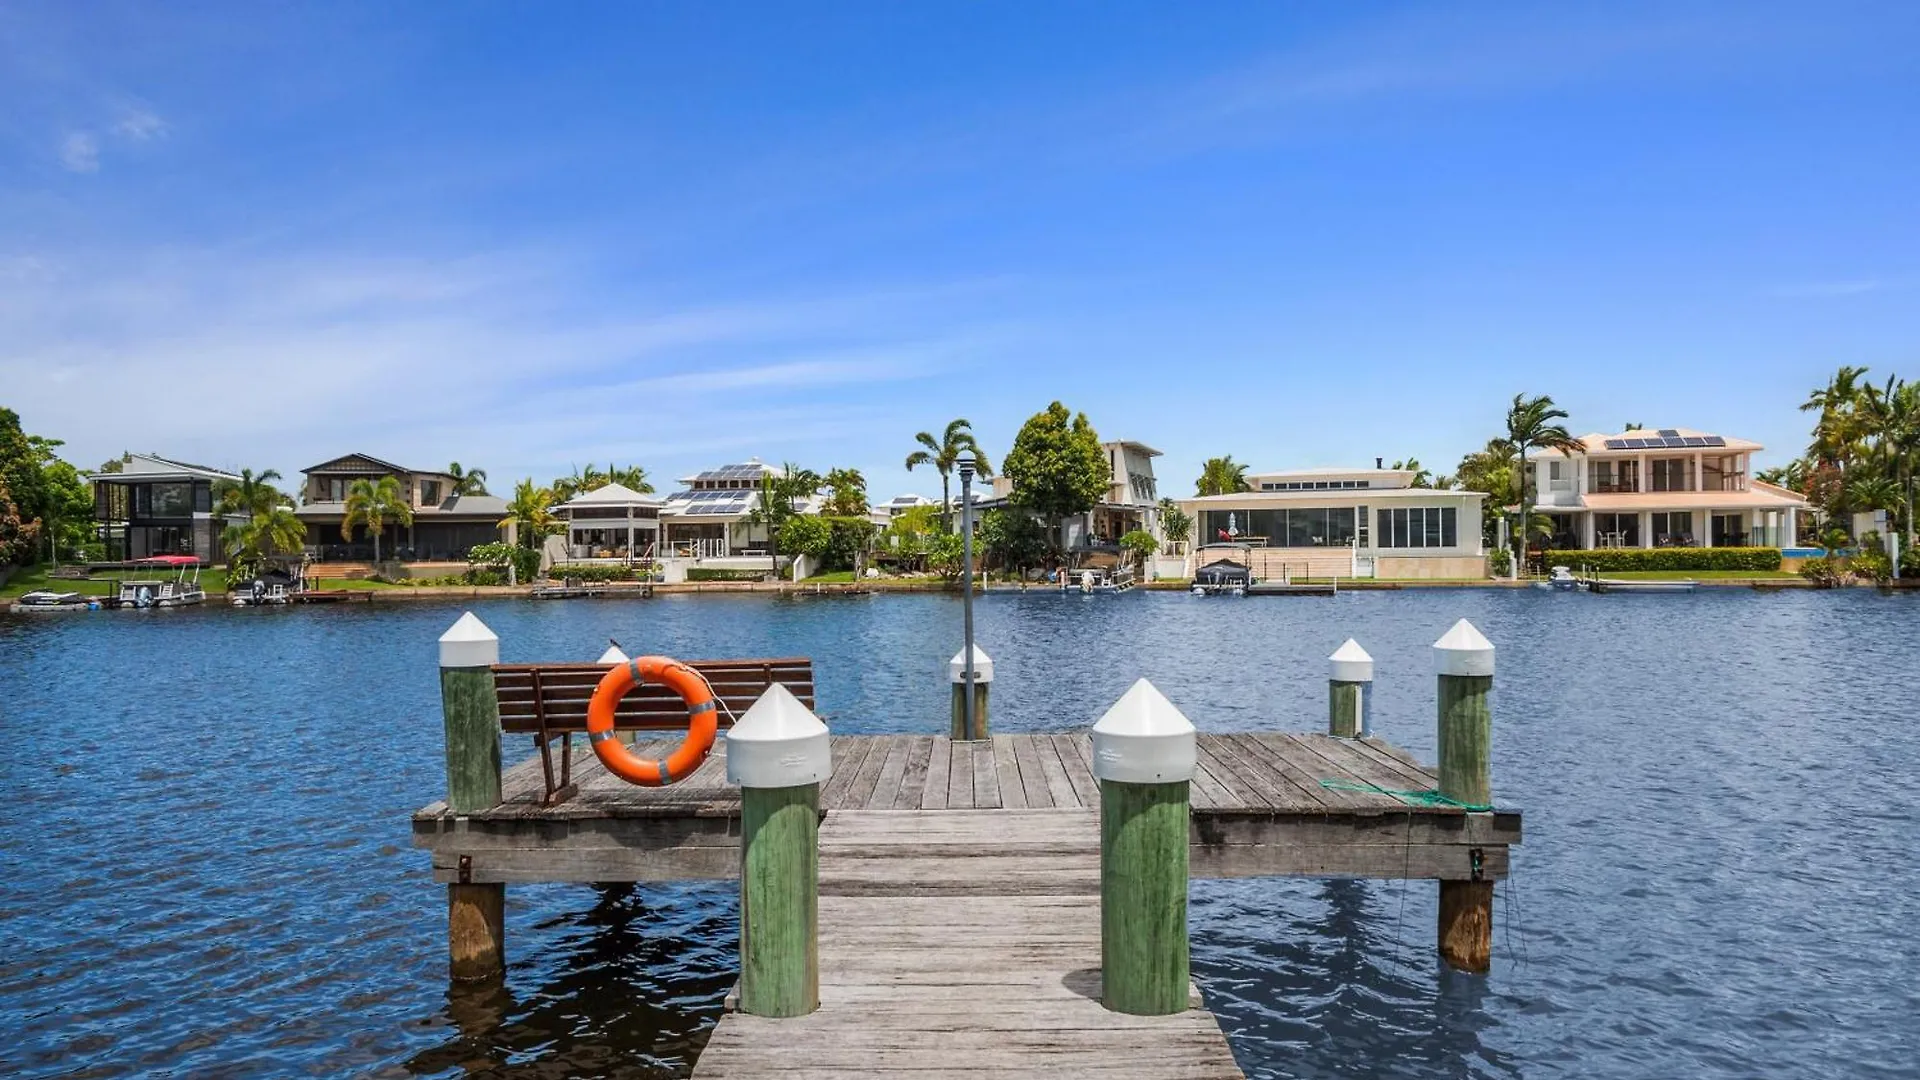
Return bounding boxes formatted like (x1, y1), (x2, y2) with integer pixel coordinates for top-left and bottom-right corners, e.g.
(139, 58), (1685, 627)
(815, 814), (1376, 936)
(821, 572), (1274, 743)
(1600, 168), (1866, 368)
(87, 454), (243, 564)
(1526, 428), (1809, 551)
(295, 453), (507, 562)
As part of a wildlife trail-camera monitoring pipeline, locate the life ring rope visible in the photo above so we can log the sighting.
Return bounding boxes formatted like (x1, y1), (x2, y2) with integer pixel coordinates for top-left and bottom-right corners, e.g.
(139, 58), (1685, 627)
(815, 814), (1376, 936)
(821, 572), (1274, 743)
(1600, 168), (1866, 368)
(585, 655), (719, 787)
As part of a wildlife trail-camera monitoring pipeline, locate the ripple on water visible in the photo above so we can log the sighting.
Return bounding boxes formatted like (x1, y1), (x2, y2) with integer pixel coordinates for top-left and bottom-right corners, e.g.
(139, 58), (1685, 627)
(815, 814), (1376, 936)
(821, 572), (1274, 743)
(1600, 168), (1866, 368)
(3, 590), (1919, 1078)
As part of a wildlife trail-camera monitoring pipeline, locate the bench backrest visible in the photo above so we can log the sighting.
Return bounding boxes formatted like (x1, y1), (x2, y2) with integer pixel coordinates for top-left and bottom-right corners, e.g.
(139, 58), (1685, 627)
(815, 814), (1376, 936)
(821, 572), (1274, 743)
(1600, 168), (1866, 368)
(493, 658), (815, 734)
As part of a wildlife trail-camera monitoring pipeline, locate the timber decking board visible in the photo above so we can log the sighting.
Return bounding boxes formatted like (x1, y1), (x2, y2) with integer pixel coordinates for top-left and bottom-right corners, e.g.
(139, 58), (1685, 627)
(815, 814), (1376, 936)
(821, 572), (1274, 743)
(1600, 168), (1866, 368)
(690, 810), (1242, 1079)
(413, 733), (1522, 884)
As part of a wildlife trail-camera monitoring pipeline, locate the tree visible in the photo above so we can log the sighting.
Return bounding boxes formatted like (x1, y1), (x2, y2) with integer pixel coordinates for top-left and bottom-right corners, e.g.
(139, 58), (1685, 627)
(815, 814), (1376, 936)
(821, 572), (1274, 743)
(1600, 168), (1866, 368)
(976, 508), (1048, 575)
(905, 419), (992, 530)
(342, 475), (414, 563)
(499, 480), (561, 549)
(1503, 394), (1583, 575)
(447, 462), (489, 497)
(0, 477), (40, 567)
(1003, 402), (1109, 550)
(1158, 497), (1192, 552)
(822, 468), (869, 517)
(1119, 530), (1158, 572)
(214, 468), (286, 519)
(779, 513), (832, 560)
(606, 463), (653, 493)
(744, 463), (822, 576)
(0, 411), (91, 563)
(223, 505), (306, 578)
(1195, 456), (1250, 496)
(1389, 458), (1433, 488)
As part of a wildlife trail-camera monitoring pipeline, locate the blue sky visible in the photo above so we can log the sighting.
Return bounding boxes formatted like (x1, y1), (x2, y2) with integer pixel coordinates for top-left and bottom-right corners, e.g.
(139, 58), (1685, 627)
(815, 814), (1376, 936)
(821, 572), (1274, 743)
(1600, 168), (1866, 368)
(2, 2), (1916, 498)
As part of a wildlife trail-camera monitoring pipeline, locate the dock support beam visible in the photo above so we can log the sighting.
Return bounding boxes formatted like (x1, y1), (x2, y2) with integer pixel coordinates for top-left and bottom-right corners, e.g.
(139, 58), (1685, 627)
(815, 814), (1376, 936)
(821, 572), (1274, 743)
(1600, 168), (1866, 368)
(440, 612), (505, 981)
(1327, 638), (1373, 738)
(1093, 679), (1197, 1016)
(1433, 618), (1494, 974)
(729, 684), (832, 1017)
(948, 645), (992, 740)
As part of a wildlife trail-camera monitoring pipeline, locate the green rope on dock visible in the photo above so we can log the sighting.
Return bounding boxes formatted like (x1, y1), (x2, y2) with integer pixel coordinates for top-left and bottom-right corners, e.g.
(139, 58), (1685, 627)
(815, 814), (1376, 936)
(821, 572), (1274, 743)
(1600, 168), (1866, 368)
(1318, 778), (1492, 812)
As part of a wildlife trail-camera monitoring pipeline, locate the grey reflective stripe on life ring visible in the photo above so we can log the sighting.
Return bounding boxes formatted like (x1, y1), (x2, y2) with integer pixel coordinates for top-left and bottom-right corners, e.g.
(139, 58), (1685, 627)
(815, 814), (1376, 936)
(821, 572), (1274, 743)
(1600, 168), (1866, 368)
(589, 729), (616, 744)
(690, 700), (716, 716)
(657, 758), (671, 783)
(626, 658), (646, 686)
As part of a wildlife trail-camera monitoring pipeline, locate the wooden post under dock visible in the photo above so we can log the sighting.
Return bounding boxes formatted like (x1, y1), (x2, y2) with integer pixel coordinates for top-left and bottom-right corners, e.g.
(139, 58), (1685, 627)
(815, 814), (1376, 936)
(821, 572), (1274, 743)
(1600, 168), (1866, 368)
(438, 611), (506, 981)
(728, 685), (831, 1018)
(1434, 617), (1496, 974)
(948, 645), (991, 741)
(1327, 638), (1373, 739)
(1094, 679), (1196, 1017)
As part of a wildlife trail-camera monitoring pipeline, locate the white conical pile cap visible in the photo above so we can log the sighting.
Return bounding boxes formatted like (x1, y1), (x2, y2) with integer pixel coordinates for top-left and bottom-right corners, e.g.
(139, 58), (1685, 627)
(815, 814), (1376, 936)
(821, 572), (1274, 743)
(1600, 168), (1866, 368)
(1328, 638), (1374, 683)
(726, 683), (833, 788)
(438, 611), (499, 668)
(948, 644), (994, 684)
(597, 644), (630, 665)
(1090, 678), (1196, 783)
(1433, 618), (1495, 676)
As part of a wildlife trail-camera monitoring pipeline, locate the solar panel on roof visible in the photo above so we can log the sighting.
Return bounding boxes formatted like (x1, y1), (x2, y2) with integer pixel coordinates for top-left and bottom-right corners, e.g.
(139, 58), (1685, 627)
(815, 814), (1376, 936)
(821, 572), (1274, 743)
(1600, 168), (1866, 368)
(1657, 429), (1680, 438)
(1703, 436), (1725, 447)
(1681, 436), (1707, 447)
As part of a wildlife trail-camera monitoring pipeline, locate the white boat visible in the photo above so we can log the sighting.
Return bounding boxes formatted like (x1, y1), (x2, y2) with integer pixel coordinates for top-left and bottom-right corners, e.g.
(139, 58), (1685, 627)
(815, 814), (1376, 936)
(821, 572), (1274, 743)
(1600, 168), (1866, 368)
(1060, 567), (1135, 594)
(1533, 566), (1582, 591)
(9, 590), (100, 613)
(114, 556), (206, 608)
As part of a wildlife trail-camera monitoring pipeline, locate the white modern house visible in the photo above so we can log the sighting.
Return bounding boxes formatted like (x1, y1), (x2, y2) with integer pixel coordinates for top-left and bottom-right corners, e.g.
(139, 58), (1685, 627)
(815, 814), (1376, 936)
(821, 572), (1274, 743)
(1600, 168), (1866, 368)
(1179, 467), (1487, 580)
(984, 439), (1165, 558)
(1525, 428), (1809, 551)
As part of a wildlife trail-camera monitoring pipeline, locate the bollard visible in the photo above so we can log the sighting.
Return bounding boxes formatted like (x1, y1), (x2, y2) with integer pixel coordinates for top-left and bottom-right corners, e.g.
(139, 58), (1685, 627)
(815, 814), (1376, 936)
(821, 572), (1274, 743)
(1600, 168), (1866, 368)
(439, 612), (505, 981)
(728, 684), (832, 1017)
(1327, 638), (1373, 738)
(1433, 617), (1494, 973)
(1093, 678), (1195, 1016)
(948, 645), (993, 741)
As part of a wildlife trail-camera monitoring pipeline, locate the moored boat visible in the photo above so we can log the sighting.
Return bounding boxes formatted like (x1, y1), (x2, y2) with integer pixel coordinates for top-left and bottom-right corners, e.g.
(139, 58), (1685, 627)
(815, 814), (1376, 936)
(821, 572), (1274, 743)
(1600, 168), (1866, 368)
(9, 590), (101, 613)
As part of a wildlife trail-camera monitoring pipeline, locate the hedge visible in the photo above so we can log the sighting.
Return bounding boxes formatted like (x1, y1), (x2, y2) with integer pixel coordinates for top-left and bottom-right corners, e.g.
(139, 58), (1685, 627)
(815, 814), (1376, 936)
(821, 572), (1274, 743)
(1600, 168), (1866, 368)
(1542, 547), (1782, 572)
(687, 567), (772, 582)
(546, 563), (652, 583)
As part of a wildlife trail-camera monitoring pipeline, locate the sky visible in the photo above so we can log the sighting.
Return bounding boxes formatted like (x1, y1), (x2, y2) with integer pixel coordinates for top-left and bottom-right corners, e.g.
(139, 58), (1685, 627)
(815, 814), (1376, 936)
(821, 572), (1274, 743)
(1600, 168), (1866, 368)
(2, 1), (1917, 499)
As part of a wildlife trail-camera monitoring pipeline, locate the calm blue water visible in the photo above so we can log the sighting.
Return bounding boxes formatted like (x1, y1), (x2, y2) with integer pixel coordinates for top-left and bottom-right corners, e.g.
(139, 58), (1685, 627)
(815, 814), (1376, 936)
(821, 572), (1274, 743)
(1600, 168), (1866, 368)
(2, 589), (1917, 1078)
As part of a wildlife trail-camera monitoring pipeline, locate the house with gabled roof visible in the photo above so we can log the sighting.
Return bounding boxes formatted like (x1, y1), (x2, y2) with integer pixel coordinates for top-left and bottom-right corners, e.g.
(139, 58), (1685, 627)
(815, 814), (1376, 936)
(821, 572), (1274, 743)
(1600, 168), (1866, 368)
(295, 453), (507, 562)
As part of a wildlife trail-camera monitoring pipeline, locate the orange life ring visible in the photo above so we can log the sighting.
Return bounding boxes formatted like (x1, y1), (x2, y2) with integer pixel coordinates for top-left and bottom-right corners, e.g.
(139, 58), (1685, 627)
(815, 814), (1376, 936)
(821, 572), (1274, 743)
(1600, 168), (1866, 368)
(586, 656), (718, 786)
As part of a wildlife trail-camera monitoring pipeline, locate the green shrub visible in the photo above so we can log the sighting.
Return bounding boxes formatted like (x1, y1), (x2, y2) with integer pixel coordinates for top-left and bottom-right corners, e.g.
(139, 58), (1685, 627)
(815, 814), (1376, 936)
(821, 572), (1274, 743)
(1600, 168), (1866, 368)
(1901, 543), (1920, 580)
(687, 567), (770, 582)
(1487, 548), (1512, 577)
(545, 563), (651, 583)
(1851, 546), (1893, 585)
(1798, 555), (1851, 587)
(1542, 547), (1782, 572)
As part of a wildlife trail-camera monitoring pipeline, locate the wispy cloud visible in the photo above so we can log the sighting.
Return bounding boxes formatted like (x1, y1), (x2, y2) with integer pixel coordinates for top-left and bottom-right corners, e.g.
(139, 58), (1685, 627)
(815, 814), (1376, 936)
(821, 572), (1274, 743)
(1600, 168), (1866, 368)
(114, 105), (168, 142)
(58, 131), (98, 172)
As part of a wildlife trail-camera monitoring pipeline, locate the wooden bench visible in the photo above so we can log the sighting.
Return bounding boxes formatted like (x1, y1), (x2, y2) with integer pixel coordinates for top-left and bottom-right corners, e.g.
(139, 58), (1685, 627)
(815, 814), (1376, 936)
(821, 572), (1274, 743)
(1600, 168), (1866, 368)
(492, 658), (816, 805)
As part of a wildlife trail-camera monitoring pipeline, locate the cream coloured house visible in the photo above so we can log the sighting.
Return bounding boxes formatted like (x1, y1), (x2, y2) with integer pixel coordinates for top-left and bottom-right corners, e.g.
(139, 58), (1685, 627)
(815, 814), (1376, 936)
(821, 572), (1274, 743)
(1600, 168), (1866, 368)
(1525, 428), (1808, 551)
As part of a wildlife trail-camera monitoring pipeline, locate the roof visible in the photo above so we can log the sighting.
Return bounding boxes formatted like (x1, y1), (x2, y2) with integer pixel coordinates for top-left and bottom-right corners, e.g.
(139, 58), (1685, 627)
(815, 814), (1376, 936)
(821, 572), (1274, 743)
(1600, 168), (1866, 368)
(661, 489), (762, 517)
(1578, 487), (1807, 511)
(301, 452), (415, 475)
(1246, 468), (1414, 481)
(554, 482), (665, 510)
(295, 496), (507, 520)
(1181, 488), (1486, 506)
(86, 453), (241, 483)
(1533, 428), (1764, 456)
(1106, 440), (1163, 457)
(676, 459), (785, 485)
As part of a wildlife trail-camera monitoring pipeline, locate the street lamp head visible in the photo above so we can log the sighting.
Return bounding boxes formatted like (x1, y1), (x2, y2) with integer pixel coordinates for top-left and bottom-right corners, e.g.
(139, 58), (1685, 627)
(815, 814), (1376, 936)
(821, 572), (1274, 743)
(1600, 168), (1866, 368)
(957, 454), (977, 485)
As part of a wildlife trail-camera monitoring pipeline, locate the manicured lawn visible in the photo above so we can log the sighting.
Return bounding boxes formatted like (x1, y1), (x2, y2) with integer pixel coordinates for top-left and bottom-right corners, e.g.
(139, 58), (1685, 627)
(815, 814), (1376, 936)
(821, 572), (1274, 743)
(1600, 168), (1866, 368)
(1587, 569), (1796, 580)
(802, 570), (860, 583)
(1, 564), (234, 598)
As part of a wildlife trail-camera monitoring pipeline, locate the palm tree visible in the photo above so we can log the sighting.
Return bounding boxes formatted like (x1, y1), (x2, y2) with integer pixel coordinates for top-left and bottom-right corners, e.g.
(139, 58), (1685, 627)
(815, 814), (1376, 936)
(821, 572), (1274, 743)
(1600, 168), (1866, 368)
(1504, 394), (1583, 576)
(823, 468), (868, 516)
(1389, 458), (1433, 488)
(1802, 365), (1871, 470)
(499, 479), (561, 549)
(1195, 456), (1251, 496)
(1157, 496), (1192, 552)
(223, 505), (306, 576)
(342, 476), (413, 563)
(214, 468), (285, 518)
(447, 462), (489, 497)
(905, 419), (993, 529)
(744, 463), (822, 575)
(606, 463), (653, 494)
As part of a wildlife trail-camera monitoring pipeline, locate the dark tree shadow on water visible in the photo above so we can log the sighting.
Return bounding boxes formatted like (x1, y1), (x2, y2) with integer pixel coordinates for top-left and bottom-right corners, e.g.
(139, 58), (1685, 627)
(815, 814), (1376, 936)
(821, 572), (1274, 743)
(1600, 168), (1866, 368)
(1191, 878), (1517, 1080)
(402, 883), (738, 1079)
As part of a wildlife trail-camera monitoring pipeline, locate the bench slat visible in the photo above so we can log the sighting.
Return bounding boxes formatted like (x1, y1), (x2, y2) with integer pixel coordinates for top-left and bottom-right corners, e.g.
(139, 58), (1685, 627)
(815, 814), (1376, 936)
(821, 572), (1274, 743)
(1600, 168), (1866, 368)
(492, 659), (815, 735)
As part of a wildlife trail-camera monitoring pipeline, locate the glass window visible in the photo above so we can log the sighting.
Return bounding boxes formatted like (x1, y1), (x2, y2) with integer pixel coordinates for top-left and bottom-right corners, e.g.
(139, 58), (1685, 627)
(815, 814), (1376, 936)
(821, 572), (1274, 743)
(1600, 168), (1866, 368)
(1651, 458), (1691, 492)
(150, 482), (193, 517)
(1442, 509), (1457, 548)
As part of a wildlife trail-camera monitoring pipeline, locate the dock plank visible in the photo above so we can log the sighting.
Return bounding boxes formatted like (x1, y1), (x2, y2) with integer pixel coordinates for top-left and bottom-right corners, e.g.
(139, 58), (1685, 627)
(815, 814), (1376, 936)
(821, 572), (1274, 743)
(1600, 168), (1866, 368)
(1011, 735), (1055, 810)
(693, 810), (1242, 1079)
(992, 736), (1028, 809)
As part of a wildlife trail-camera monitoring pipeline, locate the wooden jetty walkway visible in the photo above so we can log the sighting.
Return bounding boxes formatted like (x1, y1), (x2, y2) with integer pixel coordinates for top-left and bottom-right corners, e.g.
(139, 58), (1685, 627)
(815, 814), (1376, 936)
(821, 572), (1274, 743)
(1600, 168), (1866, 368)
(414, 615), (1521, 1078)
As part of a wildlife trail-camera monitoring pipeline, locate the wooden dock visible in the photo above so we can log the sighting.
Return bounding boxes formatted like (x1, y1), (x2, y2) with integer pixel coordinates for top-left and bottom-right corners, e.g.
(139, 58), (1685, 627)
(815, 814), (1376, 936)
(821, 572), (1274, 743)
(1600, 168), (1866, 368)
(413, 733), (1519, 886)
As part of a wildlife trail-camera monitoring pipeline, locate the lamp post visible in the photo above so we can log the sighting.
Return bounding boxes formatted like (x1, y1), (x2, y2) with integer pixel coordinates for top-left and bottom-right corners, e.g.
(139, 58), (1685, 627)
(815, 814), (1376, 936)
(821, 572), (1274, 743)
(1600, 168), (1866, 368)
(958, 454), (978, 740)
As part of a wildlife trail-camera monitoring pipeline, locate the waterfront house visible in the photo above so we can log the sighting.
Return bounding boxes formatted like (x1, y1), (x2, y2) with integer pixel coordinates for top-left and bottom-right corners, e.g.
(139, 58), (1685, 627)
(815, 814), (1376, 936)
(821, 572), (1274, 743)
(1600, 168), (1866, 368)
(1178, 467), (1487, 580)
(87, 454), (243, 564)
(658, 459), (820, 562)
(1524, 428), (1809, 551)
(553, 482), (664, 562)
(295, 453), (507, 562)
(984, 439), (1165, 561)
